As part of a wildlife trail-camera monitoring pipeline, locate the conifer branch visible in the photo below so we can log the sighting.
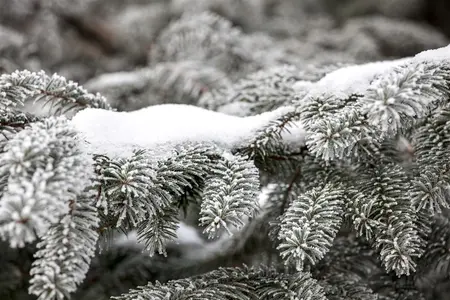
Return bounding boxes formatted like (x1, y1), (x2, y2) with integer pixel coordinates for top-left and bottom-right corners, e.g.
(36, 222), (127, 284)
(320, 274), (377, 300)
(150, 11), (253, 77)
(28, 192), (99, 300)
(355, 164), (421, 276)
(0, 109), (39, 138)
(1, 9), (450, 298)
(410, 103), (450, 214)
(300, 93), (384, 161)
(94, 144), (221, 256)
(112, 266), (327, 300)
(200, 154), (260, 238)
(136, 206), (179, 257)
(362, 62), (450, 135)
(85, 61), (231, 111)
(0, 117), (92, 248)
(277, 184), (345, 271)
(94, 150), (163, 229)
(239, 107), (302, 160)
(0, 70), (111, 114)
(216, 65), (306, 115)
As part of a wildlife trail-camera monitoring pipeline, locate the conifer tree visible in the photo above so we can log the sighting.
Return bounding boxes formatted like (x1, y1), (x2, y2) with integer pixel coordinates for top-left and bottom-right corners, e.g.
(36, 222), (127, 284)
(2, 1), (450, 300)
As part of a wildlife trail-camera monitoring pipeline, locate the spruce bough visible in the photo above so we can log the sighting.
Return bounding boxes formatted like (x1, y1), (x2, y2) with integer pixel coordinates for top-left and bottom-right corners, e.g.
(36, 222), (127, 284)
(2, 15), (450, 300)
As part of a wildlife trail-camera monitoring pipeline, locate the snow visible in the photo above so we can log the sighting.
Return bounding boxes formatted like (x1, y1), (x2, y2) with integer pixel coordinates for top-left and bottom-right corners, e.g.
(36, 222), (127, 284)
(71, 104), (305, 157)
(306, 58), (410, 95)
(72, 45), (450, 158)
(292, 44), (450, 98)
(415, 44), (450, 62)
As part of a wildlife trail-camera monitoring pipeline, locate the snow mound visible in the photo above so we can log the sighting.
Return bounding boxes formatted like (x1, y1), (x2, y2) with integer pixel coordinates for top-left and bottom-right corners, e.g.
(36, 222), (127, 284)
(72, 104), (305, 157)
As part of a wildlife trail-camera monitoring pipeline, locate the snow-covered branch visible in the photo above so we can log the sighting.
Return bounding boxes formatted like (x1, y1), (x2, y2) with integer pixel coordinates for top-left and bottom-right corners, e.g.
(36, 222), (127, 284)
(71, 104), (305, 158)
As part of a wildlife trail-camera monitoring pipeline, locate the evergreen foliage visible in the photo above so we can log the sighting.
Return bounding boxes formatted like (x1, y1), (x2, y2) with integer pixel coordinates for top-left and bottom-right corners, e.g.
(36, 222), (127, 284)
(2, 1), (450, 300)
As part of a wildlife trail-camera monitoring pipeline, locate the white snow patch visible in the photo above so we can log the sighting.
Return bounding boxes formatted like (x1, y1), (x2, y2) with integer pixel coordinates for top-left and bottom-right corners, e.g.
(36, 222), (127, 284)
(415, 44), (450, 62)
(71, 104), (305, 157)
(294, 44), (450, 98)
(311, 58), (410, 95)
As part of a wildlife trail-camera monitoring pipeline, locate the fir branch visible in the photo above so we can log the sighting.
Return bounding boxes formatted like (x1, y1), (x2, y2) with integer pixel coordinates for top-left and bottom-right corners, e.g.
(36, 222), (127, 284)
(413, 103), (450, 166)
(0, 117), (92, 248)
(277, 184), (345, 271)
(217, 65), (307, 116)
(154, 143), (219, 197)
(409, 165), (450, 215)
(354, 163), (422, 276)
(239, 107), (302, 160)
(0, 110), (39, 194)
(300, 93), (383, 161)
(415, 216), (450, 295)
(320, 274), (378, 300)
(28, 192), (99, 300)
(362, 62), (450, 135)
(410, 104), (450, 214)
(112, 265), (327, 300)
(134, 144), (220, 255)
(94, 150), (166, 229)
(85, 61), (231, 111)
(301, 93), (361, 131)
(0, 108), (39, 138)
(199, 154), (260, 239)
(376, 219), (420, 276)
(345, 190), (384, 241)
(136, 206), (179, 257)
(0, 70), (43, 109)
(150, 11), (255, 77)
(93, 144), (218, 241)
(0, 70), (111, 115)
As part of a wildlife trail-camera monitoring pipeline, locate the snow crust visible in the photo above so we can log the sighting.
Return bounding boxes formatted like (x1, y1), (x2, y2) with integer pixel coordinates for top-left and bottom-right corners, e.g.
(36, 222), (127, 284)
(72, 104), (304, 157)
